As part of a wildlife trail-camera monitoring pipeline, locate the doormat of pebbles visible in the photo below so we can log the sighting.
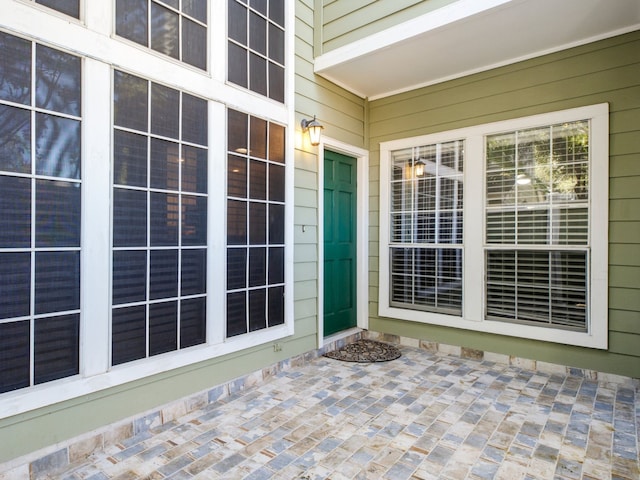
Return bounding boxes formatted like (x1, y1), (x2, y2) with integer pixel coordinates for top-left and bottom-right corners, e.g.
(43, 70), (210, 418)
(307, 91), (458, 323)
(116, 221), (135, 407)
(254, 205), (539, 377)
(324, 339), (401, 363)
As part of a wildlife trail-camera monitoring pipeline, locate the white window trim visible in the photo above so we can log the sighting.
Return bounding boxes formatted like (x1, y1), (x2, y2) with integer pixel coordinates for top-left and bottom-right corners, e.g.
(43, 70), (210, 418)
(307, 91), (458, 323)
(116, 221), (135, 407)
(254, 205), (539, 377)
(0, 0), (295, 419)
(379, 103), (609, 349)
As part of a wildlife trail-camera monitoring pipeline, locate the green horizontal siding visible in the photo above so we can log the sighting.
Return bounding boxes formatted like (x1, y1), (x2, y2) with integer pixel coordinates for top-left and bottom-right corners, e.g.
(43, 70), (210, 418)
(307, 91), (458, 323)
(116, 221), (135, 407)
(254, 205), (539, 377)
(320, 0), (458, 53)
(368, 30), (640, 378)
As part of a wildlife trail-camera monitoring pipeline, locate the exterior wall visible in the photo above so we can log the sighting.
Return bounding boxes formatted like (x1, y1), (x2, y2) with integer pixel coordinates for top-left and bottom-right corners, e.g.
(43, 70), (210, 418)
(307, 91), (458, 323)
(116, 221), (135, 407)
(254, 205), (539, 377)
(368, 30), (640, 379)
(318, 0), (458, 53)
(0, 0), (366, 468)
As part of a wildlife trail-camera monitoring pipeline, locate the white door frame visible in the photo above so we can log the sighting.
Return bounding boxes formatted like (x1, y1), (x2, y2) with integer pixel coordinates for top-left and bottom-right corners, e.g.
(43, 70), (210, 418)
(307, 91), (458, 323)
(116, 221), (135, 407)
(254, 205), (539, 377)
(317, 138), (369, 348)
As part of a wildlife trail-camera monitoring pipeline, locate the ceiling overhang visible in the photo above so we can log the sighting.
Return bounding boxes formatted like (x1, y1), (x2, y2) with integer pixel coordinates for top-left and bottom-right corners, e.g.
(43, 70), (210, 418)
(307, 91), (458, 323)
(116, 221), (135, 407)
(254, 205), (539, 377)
(314, 0), (640, 100)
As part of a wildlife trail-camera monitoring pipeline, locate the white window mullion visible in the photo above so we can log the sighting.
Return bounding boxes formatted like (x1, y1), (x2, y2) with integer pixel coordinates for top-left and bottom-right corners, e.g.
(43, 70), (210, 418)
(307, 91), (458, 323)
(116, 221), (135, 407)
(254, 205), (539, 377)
(464, 134), (484, 322)
(81, 58), (112, 377)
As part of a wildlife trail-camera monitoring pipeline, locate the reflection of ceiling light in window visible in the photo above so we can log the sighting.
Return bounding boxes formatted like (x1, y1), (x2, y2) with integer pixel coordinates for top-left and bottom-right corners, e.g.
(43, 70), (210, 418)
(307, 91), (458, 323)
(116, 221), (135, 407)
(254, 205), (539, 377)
(235, 147), (248, 154)
(516, 173), (531, 185)
(231, 168), (240, 173)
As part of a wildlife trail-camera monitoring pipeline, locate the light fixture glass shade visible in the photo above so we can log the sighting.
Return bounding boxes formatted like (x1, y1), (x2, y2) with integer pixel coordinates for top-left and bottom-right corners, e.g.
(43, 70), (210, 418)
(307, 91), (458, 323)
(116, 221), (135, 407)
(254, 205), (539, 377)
(301, 116), (324, 146)
(414, 159), (426, 177)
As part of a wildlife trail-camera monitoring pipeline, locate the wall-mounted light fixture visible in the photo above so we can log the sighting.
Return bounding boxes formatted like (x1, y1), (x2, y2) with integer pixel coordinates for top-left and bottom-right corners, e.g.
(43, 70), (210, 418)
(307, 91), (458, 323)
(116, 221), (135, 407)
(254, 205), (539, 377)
(414, 158), (426, 177)
(301, 115), (324, 146)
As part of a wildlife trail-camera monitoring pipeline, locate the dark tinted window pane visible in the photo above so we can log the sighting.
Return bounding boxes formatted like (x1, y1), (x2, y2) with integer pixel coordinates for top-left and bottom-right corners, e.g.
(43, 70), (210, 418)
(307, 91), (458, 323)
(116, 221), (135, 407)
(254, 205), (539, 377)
(36, 0), (80, 18)
(0, 105), (31, 173)
(269, 203), (284, 244)
(228, 109), (248, 152)
(149, 301), (177, 356)
(226, 291), (246, 337)
(0, 320), (30, 393)
(35, 251), (80, 314)
(249, 247), (266, 287)
(35, 179), (81, 247)
(181, 248), (206, 295)
(34, 314), (79, 384)
(249, 288), (266, 331)
(183, 18), (207, 70)
(249, 202), (266, 245)
(249, 53), (267, 96)
(150, 192), (179, 246)
(228, 42), (247, 88)
(269, 164), (285, 202)
(151, 84), (179, 139)
(0, 176), (31, 248)
(112, 305), (146, 365)
(249, 160), (266, 200)
(181, 146), (207, 193)
(180, 297), (206, 348)
(184, 0), (207, 22)
(268, 23), (284, 64)
(151, 3), (179, 59)
(150, 138), (179, 190)
(182, 146), (207, 193)
(35, 114), (81, 179)
(161, 0), (179, 8)
(114, 130), (148, 187)
(113, 250), (147, 304)
(182, 195), (207, 246)
(269, 0), (284, 27)
(268, 285), (284, 326)
(149, 249), (178, 300)
(0, 32), (31, 105)
(250, 0), (267, 16)
(268, 123), (285, 163)
(0, 253), (30, 319)
(268, 62), (284, 103)
(36, 45), (81, 116)
(227, 248), (246, 290)
(116, 0), (148, 45)
(114, 70), (148, 131)
(268, 246), (284, 284)
(250, 116), (267, 159)
(182, 94), (208, 146)
(249, 11), (266, 55)
(227, 199), (246, 245)
(113, 188), (147, 247)
(228, 155), (247, 198)
(228, 0), (247, 44)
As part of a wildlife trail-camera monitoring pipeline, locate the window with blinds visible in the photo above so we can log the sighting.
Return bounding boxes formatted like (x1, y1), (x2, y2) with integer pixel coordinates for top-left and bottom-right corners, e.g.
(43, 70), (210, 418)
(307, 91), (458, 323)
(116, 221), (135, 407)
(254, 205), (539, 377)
(111, 70), (208, 366)
(389, 140), (464, 315)
(0, 32), (82, 393)
(485, 121), (590, 331)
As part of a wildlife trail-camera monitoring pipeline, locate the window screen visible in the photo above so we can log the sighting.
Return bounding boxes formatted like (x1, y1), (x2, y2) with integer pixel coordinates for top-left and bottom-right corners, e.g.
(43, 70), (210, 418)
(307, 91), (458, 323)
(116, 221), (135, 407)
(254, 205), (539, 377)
(0, 32), (81, 393)
(228, 0), (285, 102)
(226, 109), (286, 337)
(112, 70), (208, 366)
(116, 0), (207, 70)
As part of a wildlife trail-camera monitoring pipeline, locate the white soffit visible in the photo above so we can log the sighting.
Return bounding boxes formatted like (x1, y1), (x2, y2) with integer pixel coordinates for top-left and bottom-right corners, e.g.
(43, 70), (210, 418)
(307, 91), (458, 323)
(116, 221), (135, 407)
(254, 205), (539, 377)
(314, 0), (640, 100)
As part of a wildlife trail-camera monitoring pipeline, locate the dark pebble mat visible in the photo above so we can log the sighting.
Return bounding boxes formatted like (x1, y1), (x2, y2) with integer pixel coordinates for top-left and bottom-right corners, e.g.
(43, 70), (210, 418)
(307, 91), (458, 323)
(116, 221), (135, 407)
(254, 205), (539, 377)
(324, 339), (401, 363)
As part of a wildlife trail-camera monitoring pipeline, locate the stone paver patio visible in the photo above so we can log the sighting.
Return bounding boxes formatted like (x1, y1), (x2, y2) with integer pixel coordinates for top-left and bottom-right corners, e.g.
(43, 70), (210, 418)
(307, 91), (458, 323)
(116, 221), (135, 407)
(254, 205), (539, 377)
(32, 344), (640, 479)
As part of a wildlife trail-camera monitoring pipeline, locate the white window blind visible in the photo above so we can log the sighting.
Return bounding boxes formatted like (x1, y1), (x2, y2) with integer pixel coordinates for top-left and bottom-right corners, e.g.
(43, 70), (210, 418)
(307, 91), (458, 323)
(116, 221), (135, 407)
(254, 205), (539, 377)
(389, 140), (464, 315)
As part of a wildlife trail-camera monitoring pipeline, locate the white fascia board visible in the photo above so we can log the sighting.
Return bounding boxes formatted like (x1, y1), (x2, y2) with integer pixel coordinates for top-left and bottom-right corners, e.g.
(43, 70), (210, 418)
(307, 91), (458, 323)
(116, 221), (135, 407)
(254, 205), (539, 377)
(314, 0), (514, 74)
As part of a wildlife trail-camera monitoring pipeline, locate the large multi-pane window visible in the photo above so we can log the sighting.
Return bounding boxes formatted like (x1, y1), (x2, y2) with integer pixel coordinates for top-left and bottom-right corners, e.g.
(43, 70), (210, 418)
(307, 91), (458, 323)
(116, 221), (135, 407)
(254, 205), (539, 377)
(380, 105), (608, 348)
(0, 32), (81, 393)
(33, 0), (80, 18)
(228, 0), (285, 102)
(389, 141), (464, 315)
(112, 70), (208, 366)
(485, 122), (590, 330)
(226, 109), (286, 337)
(116, 0), (208, 70)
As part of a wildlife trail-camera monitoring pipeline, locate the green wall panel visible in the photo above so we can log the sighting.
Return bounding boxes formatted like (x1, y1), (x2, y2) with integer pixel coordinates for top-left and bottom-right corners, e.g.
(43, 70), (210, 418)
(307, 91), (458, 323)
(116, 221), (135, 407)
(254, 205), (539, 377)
(368, 30), (640, 378)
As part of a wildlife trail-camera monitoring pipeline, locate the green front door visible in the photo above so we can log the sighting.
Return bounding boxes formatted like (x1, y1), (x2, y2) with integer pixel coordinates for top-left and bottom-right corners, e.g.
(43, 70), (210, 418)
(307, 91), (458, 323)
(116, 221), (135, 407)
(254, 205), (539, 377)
(324, 150), (357, 336)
